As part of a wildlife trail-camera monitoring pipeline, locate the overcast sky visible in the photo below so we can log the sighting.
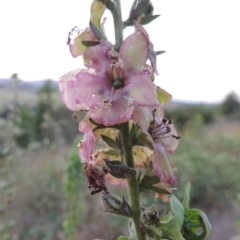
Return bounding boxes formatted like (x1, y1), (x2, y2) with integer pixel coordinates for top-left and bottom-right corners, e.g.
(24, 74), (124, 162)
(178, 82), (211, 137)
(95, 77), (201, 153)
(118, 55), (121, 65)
(1, 0), (240, 103)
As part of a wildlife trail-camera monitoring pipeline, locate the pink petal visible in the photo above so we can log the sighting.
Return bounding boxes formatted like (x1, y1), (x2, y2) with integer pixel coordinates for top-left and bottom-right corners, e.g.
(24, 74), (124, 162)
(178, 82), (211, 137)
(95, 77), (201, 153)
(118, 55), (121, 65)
(124, 71), (160, 107)
(78, 132), (95, 164)
(105, 173), (128, 187)
(79, 116), (92, 133)
(59, 69), (88, 111)
(59, 69), (110, 111)
(132, 107), (155, 135)
(84, 41), (112, 75)
(159, 124), (179, 153)
(120, 24), (150, 73)
(152, 142), (178, 186)
(132, 106), (164, 135)
(90, 96), (135, 126)
(89, 70), (159, 126)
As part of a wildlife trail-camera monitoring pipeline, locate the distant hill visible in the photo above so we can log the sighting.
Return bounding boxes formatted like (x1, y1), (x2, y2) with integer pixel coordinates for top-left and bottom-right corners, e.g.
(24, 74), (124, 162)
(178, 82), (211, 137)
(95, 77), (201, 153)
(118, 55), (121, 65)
(0, 79), (58, 92)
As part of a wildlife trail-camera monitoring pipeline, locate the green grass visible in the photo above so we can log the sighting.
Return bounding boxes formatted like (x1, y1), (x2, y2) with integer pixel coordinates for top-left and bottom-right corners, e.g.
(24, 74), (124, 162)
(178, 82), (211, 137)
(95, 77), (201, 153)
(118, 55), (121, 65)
(169, 121), (240, 208)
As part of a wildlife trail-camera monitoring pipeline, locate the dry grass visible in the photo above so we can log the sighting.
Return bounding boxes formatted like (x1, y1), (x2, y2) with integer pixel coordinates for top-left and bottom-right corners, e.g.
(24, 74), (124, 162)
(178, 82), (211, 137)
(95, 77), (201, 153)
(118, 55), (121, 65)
(0, 89), (62, 107)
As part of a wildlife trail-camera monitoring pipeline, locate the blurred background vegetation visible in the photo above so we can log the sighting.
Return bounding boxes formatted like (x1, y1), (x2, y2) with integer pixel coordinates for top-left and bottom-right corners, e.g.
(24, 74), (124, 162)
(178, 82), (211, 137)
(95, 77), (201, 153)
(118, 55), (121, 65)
(0, 76), (240, 240)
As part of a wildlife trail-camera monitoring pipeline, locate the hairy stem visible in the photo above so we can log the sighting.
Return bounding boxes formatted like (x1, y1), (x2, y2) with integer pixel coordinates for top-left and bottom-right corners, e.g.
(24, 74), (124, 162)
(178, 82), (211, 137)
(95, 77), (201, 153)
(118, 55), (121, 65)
(120, 122), (143, 240)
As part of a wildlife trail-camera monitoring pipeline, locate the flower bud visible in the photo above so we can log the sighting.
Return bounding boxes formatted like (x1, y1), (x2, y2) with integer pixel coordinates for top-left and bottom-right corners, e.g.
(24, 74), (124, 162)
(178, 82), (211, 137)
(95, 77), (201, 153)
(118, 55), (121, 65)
(141, 206), (160, 225)
(101, 192), (132, 217)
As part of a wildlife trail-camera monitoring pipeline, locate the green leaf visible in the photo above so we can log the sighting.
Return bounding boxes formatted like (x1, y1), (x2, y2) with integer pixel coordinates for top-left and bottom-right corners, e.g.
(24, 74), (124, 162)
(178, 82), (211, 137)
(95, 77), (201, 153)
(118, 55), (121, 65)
(182, 182), (191, 210)
(156, 50), (166, 56)
(154, 234), (162, 240)
(159, 212), (185, 240)
(135, 131), (154, 150)
(156, 86), (172, 104)
(179, 183), (211, 240)
(123, 0), (158, 27)
(137, 171), (142, 184)
(149, 186), (171, 195)
(139, 175), (159, 193)
(91, 0), (106, 28)
(141, 14), (161, 25)
(101, 135), (118, 150)
(89, 1), (107, 41)
(104, 149), (119, 156)
(170, 194), (184, 227)
(129, 0), (150, 20)
(82, 40), (100, 47)
(183, 209), (212, 240)
(89, 21), (107, 41)
(89, 118), (104, 127)
(117, 237), (129, 240)
(143, 175), (160, 186)
(146, 224), (163, 238)
(129, 123), (139, 143)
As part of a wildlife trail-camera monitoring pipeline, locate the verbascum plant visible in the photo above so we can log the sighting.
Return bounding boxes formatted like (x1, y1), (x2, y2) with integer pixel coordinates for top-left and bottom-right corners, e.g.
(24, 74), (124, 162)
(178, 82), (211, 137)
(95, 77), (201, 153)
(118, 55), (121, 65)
(58, 1), (211, 239)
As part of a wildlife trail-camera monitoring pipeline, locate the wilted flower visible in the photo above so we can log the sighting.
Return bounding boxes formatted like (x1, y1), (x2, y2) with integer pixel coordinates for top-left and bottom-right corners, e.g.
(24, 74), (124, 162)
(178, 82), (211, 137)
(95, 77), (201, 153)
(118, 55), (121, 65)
(78, 131), (128, 187)
(67, 26), (99, 58)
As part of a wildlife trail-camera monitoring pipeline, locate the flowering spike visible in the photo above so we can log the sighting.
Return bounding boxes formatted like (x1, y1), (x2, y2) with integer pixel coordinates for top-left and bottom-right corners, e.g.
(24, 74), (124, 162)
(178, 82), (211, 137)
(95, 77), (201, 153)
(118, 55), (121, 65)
(58, 0), (211, 238)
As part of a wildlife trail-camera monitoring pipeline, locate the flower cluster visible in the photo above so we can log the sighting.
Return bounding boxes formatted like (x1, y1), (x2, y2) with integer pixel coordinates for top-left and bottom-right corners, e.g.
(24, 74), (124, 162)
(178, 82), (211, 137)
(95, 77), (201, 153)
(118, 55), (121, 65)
(59, 3), (179, 194)
(58, 1), (211, 239)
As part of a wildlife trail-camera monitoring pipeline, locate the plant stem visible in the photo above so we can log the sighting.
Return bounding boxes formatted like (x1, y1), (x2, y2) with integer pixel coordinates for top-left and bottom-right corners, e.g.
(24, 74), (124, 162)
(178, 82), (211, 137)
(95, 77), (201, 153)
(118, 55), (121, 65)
(110, 1), (142, 238)
(120, 122), (143, 240)
(114, 0), (123, 51)
(106, 0), (123, 51)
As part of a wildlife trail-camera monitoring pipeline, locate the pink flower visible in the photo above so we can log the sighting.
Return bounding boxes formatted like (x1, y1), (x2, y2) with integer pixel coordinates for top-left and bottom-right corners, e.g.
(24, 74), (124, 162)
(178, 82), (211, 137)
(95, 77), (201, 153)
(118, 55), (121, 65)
(59, 24), (160, 126)
(148, 112), (180, 186)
